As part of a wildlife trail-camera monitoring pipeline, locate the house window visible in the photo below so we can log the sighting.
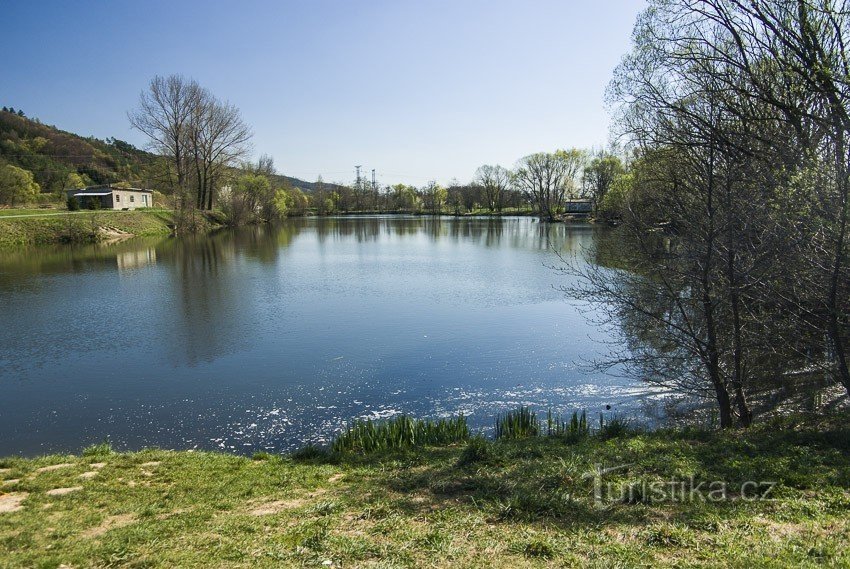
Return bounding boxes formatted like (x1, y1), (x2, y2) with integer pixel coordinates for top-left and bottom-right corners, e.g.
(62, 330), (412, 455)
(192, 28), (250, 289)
(130, 195), (135, 203)
(115, 194), (120, 202)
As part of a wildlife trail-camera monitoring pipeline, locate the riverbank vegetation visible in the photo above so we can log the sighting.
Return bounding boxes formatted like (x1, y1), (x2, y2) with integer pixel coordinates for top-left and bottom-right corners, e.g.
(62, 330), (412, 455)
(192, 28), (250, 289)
(1, 412), (847, 567)
(562, 0), (850, 430)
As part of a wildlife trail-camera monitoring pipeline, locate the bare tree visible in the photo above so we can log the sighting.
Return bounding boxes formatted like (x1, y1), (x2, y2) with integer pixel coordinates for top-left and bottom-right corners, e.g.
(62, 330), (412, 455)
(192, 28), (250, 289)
(128, 75), (202, 198)
(187, 92), (252, 210)
(130, 75), (252, 212)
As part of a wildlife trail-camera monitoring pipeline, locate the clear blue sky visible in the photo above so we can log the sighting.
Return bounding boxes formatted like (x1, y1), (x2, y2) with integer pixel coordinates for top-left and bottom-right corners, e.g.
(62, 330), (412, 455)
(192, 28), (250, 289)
(1, 0), (646, 186)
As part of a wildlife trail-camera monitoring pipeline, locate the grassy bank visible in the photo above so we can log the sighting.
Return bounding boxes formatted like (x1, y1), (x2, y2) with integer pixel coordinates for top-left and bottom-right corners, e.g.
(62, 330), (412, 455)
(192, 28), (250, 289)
(0, 210), (179, 247)
(1, 415), (848, 567)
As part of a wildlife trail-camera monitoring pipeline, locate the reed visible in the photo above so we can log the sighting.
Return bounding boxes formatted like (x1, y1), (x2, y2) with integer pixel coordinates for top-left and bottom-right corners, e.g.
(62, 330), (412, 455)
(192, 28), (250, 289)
(495, 406), (540, 439)
(545, 409), (589, 438)
(331, 414), (469, 454)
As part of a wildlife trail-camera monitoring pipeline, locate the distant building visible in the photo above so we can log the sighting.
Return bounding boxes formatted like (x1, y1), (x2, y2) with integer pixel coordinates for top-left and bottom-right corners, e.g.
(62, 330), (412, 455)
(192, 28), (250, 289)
(65, 184), (153, 210)
(564, 199), (593, 216)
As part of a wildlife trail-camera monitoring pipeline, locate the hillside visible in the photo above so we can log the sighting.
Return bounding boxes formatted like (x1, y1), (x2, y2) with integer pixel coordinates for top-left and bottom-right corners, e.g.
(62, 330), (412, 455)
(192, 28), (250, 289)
(0, 109), (160, 193)
(0, 109), (323, 196)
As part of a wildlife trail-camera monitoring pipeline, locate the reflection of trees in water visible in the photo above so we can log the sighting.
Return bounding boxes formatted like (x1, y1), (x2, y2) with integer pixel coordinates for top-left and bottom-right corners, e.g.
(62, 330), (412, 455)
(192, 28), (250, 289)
(154, 223), (302, 367)
(305, 215), (598, 255)
(568, 229), (836, 425)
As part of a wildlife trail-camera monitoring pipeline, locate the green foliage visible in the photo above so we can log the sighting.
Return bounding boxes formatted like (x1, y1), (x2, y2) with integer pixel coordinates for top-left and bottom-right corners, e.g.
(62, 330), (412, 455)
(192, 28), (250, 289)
(0, 164), (40, 205)
(273, 188), (291, 217)
(331, 414), (469, 454)
(495, 407), (540, 440)
(66, 195), (80, 211)
(598, 170), (633, 219)
(0, 111), (157, 193)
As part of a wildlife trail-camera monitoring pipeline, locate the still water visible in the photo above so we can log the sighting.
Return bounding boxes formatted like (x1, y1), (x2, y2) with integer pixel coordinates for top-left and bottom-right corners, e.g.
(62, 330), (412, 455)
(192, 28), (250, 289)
(0, 216), (657, 456)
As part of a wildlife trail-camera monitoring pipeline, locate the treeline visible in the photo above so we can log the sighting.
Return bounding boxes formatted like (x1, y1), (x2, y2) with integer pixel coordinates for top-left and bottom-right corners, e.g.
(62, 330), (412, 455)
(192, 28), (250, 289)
(569, 0), (850, 428)
(310, 150), (631, 221)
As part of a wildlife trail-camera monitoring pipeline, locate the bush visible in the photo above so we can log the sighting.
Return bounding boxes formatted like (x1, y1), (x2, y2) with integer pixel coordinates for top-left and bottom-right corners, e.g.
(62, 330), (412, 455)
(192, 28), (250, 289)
(66, 195), (80, 211)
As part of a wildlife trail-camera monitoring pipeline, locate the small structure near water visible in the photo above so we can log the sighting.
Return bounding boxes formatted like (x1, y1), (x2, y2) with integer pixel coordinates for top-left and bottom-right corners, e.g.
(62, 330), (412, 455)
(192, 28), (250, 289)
(65, 184), (153, 210)
(564, 199), (593, 218)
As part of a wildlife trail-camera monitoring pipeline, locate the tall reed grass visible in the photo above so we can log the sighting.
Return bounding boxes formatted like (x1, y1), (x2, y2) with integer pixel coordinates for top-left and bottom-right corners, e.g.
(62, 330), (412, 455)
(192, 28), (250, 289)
(495, 407), (539, 439)
(331, 414), (469, 454)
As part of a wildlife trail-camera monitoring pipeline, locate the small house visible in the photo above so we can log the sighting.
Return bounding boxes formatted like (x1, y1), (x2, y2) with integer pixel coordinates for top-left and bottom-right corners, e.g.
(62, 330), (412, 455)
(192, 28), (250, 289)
(65, 184), (153, 210)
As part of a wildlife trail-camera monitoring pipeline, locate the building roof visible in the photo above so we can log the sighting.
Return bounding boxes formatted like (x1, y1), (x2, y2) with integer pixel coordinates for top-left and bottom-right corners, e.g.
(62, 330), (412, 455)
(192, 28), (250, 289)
(65, 184), (153, 193)
(71, 192), (112, 197)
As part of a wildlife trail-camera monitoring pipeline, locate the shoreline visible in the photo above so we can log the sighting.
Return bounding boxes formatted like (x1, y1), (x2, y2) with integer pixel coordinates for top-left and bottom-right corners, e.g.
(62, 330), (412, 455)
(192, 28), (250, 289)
(1, 413), (847, 566)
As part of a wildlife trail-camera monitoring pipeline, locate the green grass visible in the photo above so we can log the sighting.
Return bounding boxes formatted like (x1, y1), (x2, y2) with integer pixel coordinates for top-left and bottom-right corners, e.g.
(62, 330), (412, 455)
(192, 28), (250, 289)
(1, 414), (848, 567)
(0, 208), (65, 217)
(0, 210), (176, 247)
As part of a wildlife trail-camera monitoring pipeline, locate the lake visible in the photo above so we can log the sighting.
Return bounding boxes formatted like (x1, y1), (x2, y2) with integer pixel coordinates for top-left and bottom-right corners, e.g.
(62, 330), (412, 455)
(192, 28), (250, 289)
(0, 216), (657, 456)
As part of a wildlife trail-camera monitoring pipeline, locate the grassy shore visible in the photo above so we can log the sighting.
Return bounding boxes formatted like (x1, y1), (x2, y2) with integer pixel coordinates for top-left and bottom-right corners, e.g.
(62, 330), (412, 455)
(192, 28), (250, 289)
(1, 415), (847, 567)
(0, 210), (179, 247)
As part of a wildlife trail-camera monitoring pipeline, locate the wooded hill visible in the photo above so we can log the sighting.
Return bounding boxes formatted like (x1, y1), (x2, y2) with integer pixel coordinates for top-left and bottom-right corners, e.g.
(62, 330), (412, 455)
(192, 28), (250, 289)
(0, 108), (322, 195)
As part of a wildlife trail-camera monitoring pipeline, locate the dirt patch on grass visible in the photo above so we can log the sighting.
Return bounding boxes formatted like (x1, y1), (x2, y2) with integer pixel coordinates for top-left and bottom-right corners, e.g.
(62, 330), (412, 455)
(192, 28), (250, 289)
(36, 463), (74, 473)
(89, 463), (106, 469)
(140, 461), (161, 467)
(81, 514), (137, 538)
(0, 492), (28, 513)
(328, 473), (345, 483)
(2, 479), (20, 487)
(249, 499), (308, 516)
(78, 471), (98, 480)
(46, 487), (83, 496)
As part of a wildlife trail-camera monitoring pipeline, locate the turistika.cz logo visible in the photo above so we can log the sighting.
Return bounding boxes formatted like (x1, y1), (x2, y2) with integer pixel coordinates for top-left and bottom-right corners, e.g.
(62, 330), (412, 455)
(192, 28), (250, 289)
(584, 464), (777, 508)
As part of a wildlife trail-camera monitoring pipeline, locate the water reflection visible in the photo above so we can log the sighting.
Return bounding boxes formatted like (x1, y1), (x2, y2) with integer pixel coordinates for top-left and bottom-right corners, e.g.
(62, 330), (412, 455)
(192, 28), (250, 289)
(0, 217), (649, 456)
